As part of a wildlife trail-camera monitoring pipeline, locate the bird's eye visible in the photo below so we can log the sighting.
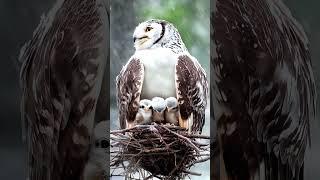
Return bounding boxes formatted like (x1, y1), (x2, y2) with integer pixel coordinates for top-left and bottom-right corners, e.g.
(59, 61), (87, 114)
(140, 105), (145, 108)
(145, 27), (153, 32)
(149, 106), (153, 110)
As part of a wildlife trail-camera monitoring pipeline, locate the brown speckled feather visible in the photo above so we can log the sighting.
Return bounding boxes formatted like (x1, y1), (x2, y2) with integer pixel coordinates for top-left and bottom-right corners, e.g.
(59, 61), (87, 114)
(19, 0), (108, 179)
(176, 54), (208, 134)
(116, 58), (144, 129)
(213, 0), (316, 179)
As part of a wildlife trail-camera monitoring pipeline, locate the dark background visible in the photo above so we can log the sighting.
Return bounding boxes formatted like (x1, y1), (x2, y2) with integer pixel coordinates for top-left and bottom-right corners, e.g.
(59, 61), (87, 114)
(0, 0), (319, 179)
(0, 0), (55, 179)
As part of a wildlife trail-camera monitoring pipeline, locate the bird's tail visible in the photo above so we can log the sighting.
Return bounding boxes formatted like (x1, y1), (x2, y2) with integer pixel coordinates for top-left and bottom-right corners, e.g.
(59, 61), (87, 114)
(259, 153), (304, 180)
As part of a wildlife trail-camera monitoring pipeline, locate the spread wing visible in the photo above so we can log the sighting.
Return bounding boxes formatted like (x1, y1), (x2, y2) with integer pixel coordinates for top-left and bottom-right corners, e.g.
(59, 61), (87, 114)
(175, 54), (208, 134)
(116, 57), (144, 129)
(213, 0), (316, 178)
(19, 0), (108, 179)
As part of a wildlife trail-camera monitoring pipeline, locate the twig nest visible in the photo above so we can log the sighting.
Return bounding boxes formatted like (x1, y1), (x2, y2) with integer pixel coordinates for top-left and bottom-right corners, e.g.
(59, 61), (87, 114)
(110, 124), (210, 179)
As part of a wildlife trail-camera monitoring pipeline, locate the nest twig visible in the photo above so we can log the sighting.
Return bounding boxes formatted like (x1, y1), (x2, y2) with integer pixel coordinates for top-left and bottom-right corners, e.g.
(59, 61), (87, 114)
(110, 123), (210, 179)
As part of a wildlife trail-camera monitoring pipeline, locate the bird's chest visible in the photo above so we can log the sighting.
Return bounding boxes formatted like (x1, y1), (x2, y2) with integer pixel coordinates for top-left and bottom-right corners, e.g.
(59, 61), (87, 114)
(135, 49), (177, 99)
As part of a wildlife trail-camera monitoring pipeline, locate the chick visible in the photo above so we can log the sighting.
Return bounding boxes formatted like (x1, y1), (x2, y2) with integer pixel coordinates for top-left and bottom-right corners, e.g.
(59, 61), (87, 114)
(151, 97), (166, 124)
(134, 99), (153, 125)
(164, 97), (179, 125)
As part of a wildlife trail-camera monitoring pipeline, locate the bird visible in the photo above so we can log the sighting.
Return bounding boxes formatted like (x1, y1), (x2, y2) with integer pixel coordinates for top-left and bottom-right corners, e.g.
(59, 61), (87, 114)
(132, 99), (153, 127)
(19, 0), (108, 179)
(212, 0), (316, 180)
(116, 19), (208, 134)
(151, 97), (167, 124)
(164, 97), (179, 126)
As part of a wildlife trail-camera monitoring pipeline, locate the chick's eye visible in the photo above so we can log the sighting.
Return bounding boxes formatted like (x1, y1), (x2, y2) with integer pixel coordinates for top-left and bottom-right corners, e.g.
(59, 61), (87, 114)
(140, 105), (145, 108)
(145, 27), (152, 32)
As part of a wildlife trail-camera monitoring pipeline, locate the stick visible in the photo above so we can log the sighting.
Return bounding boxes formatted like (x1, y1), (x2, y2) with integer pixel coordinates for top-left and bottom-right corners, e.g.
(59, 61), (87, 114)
(159, 125), (201, 153)
(183, 134), (211, 139)
(183, 170), (202, 176)
(193, 156), (210, 164)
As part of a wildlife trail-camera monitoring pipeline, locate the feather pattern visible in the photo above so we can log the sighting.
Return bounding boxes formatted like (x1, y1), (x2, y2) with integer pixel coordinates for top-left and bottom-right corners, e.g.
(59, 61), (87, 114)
(116, 58), (144, 129)
(176, 54), (208, 134)
(19, 0), (108, 179)
(213, 0), (316, 179)
(118, 19), (208, 135)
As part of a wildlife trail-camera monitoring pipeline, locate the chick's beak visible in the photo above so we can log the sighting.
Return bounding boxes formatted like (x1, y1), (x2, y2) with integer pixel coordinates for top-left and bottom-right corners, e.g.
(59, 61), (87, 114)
(167, 106), (178, 112)
(144, 106), (152, 111)
(133, 37), (137, 43)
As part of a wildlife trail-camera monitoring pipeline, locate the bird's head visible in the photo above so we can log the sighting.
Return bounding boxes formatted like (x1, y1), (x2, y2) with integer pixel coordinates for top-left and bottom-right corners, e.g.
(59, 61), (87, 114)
(133, 19), (187, 52)
(151, 97), (166, 112)
(139, 99), (153, 112)
(165, 97), (178, 112)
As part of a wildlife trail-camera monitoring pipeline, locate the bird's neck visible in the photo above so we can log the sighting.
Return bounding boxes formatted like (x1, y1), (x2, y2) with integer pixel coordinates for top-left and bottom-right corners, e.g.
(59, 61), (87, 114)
(150, 38), (187, 54)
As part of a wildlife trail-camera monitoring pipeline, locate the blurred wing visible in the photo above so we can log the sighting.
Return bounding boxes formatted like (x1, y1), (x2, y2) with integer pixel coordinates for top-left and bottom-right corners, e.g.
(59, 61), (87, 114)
(175, 54), (208, 133)
(116, 57), (144, 129)
(19, 0), (108, 179)
(213, 0), (316, 178)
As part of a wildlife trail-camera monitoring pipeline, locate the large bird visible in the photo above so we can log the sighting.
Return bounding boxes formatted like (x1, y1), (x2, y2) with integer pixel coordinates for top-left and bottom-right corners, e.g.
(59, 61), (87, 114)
(212, 0), (316, 179)
(19, 0), (108, 179)
(116, 19), (208, 134)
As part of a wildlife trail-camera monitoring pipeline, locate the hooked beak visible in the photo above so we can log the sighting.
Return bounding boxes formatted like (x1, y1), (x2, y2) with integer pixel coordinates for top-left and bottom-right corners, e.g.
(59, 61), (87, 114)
(133, 36), (148, 43)
(144, 106), (153, 111)
(155, 107), (165, 113)
(167, 106), (178, 112)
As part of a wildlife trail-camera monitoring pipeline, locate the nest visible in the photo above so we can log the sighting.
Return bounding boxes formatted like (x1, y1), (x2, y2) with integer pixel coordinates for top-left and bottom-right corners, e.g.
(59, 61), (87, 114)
(110, 124), (210, 179)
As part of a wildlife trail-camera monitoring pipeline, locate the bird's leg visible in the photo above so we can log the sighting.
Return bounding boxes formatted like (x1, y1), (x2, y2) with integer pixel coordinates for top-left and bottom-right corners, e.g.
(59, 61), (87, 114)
(178, 115), (189, 132)
(188, 114), (194, 134)
(126, 121), (135, 129)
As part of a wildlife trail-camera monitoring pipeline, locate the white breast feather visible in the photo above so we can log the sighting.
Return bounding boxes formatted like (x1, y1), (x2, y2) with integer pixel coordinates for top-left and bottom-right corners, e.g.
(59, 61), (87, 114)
(133, 48), (178, 99)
